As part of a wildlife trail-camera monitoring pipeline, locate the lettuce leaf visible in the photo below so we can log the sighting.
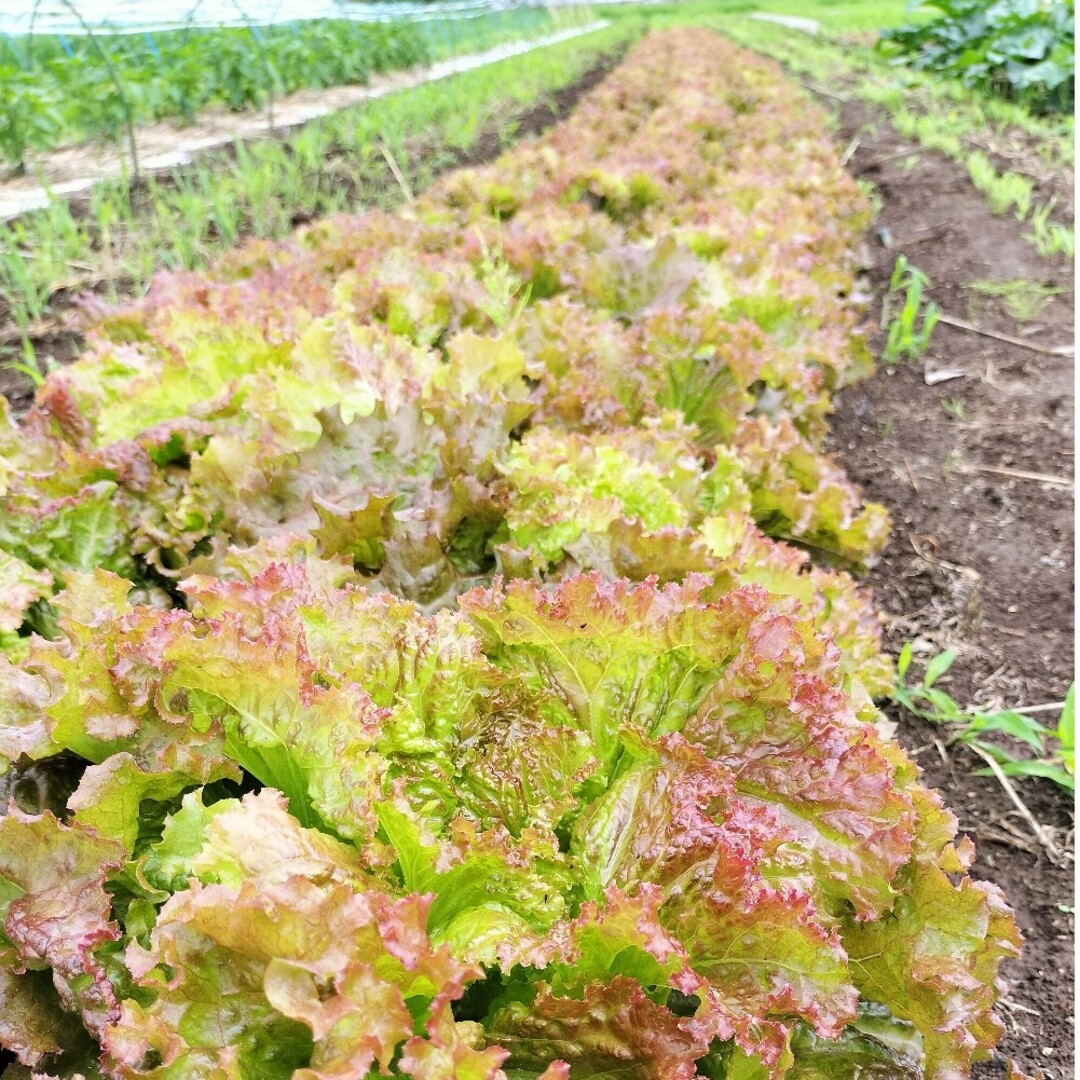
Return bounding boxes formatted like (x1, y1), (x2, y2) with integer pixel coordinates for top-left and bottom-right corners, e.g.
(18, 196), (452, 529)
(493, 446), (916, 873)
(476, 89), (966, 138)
(0, 812), (126, 1048)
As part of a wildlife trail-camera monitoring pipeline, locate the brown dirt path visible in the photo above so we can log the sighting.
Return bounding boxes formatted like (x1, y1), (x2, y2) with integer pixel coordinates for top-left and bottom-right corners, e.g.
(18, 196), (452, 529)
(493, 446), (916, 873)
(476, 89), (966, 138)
(826, 98), (1074, 1078)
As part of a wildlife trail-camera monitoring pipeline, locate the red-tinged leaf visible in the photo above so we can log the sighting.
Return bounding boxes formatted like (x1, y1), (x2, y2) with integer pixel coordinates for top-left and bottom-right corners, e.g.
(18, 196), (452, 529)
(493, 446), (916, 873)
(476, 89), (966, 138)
(311, 490), (397, 570)
(842, 789), (1022, 1080)
(20, 580), (230, 785)
(154, 786), (371, 894)
(572, 735), (857, 1061)
(534, 1064), (572, 1080)
(685, 670), (916, 920)
(66, 751), (235, 854)
(0, 967), (87, 1068)
(734, 416), (890, 565)
(282, 965), (413, 1079)
(677, 886), (857, 1067)
(460, 575), (781, 765)
(0, 552), (52, 635)
(105, 875), (482, 1080)
(181, 534), (360, 598)
(572, 734), (754, 901)
(381, 812), (577, 967)
(180, 557), (345, 628)
(0, 811), (125, 1043)
(454, 707), (601, 837)
(154, 611), (388, 843)
(398, 1003), (510, 1080)
(488, 977), (709, 1080)
(598, 519), (721, 582)
(497, 423), (699, 571)
(296, 586), (491, 757)
(0, 28), (1022, 1080)
(547, 883), (702, 999)
(26, 571), (140, 761)
(0, 659), (53, 770)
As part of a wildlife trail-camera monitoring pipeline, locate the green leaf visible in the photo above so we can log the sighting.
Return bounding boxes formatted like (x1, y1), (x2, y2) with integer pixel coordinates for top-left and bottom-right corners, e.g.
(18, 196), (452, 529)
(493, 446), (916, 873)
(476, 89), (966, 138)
(896, 641), (914, 681)
(1057, 684), (1074, 774)
(960, 709), (1047, 751)
(923, 650), (957, 688)
(376, 801), (439, 893)
(975, 758), (1075, 792)
(142, 789), (235, 894)
(67, 752), (231, 855)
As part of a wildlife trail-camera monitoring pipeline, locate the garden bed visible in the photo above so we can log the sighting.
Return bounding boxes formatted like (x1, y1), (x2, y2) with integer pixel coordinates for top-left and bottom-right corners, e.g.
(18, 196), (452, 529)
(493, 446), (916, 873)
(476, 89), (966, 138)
(0, 22), (1071, 1080)
(0, 18), (605, 220)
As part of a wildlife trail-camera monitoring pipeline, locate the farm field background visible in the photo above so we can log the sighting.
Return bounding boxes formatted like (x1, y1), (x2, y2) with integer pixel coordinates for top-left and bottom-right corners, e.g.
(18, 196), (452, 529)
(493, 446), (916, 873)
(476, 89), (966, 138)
(0, 3), (1073, 1080)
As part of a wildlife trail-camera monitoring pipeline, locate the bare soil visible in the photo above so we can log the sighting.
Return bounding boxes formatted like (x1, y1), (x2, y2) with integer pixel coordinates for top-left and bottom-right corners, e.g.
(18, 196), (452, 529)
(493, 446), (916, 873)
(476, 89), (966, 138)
(827, 97), (1075, 1078)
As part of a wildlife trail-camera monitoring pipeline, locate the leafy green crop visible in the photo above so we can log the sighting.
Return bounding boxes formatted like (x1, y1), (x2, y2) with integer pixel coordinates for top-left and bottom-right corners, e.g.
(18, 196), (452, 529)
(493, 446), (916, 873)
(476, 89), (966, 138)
(0, 66), (64, 171)
(881, 0), (1075, 114)
(0, 564), (1020, 1079)
(0, 28), (1023, 1080)
(0, 10), (563, 170)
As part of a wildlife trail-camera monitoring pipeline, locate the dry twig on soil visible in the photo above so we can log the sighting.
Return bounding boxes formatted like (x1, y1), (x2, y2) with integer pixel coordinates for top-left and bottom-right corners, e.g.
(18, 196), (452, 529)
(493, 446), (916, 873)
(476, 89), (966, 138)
(968, 743), (1069, 866)
(938, 312), (1075, 357)
(961, 464), (1074, 488)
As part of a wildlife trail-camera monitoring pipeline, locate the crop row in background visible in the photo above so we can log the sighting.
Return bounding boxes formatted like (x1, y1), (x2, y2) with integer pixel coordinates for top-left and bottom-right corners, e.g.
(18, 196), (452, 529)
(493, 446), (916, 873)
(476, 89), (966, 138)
(0, 5), (592, 170)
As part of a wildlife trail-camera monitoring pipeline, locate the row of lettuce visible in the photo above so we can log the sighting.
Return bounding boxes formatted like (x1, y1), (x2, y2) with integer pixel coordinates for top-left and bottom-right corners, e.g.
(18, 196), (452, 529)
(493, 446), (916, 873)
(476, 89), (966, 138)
(0, 30), (1019, 1080)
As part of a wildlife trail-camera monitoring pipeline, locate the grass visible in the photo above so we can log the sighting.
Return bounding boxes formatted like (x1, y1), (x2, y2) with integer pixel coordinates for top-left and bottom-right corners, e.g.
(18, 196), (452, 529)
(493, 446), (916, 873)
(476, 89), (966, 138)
(940, 397), (967, 421)
(0, 23), (637, 355)
(1026, 201), (1076, 259)
(965, 278), (1065, 322)
(598, 0), (918, 32)
(966, 151), (1035, 219)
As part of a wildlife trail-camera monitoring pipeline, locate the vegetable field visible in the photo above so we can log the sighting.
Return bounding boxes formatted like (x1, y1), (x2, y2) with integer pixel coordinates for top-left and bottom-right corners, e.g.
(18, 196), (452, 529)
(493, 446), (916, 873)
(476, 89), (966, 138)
(0, 8), (569, 170)
(0, 7), (1074, 1080)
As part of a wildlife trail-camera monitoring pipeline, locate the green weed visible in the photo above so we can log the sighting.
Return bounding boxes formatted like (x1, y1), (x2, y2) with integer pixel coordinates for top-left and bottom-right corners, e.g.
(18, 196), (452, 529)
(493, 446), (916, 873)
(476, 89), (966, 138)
(882, 255), (939, 363)
(965, 278), (1064, 321)
(894, 645), (1075, 792)
(966, 152), (1034, 219)
(1026, 201), (1076, 258)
